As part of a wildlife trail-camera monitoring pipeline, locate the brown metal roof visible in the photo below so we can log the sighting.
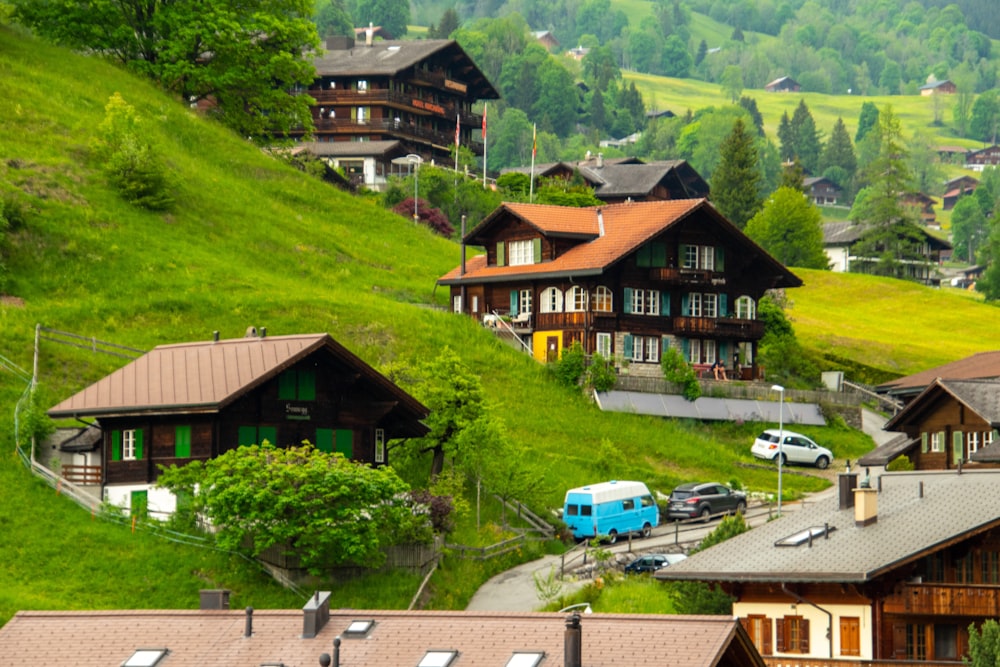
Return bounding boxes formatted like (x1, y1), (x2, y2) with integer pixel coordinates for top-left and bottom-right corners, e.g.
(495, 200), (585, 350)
(877, 350), (1000, 395)
(47, 333), (428, 422)
(0, 608), (764, 667)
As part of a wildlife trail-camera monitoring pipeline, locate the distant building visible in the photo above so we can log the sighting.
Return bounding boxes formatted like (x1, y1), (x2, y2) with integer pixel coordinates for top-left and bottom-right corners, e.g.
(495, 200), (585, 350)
(532, 30), (560, 51)
(764, 76), (800, 92)
(567, 45), (590, 60)
(802, 176), (842, 206)
(942, 175), (979, 210)
(823, 220), (951, 285)
(919, 79), (956, 95)
(965, 145), (1000, 171)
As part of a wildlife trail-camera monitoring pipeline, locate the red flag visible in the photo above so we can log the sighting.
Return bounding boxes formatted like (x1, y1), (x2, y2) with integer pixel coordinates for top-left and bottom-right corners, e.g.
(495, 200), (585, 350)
(532, 123), (537, 158)
(482, 103), (487, 140)
(455, 114), (460, 148)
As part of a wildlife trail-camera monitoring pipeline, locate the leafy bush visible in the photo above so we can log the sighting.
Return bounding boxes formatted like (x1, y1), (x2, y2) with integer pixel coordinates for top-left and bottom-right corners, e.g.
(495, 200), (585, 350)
(586, 353), (617, 392)
(886, 455), (915, 471)
(392, 198), (454, 237)
(553, 341), (586, 388)
(661, 346), (701, 401)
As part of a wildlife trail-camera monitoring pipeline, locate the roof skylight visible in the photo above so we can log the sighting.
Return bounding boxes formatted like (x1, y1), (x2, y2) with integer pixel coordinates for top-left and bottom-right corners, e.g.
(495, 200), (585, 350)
(775, 525), (836, 547)
(418, 650), (459, 667)
(122, 649), (168, 667)
(506, 652), (546, 667)
(345, 619), (375, 636)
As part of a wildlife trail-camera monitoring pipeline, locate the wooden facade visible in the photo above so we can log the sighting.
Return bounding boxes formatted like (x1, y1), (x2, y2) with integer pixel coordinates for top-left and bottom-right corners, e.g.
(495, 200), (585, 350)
(439, 200), (801, 377)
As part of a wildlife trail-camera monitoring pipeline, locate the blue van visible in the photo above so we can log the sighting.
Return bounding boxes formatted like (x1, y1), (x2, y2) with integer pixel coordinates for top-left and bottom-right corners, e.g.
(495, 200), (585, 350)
(562, 480), (659, 542)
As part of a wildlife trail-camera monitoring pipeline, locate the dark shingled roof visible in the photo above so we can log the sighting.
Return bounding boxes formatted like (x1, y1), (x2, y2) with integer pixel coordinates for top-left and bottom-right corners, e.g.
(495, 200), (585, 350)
(877, 351), (1000, 396)
(856, 433), (918, 467)
(656, 470), (1000, 584)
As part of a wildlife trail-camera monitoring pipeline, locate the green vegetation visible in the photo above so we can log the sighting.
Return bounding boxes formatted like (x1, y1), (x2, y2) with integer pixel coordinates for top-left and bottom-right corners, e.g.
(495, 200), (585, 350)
(4, 24), (1000, 624)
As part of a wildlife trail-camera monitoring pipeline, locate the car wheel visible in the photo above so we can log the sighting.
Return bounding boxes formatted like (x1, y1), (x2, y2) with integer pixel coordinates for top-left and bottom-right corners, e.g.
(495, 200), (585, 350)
(778, 453), (788, 466)
(815, 455), (830, 470)
(736, 500), (747, 515)
(607, 529), (618, 544)
(641, 522), (652, 538)
(699, 506), (712, 523)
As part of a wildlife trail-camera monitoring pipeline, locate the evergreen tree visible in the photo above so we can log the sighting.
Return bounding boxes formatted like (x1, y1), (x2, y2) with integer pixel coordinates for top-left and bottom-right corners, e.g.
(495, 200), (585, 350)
(694, 39), (707, 66)
(711, 118), (763, 229)
(970, 90), (1000, 144)
(820, 117), (857, 192)
(315, 0), (354, 38)
(777, 111), (794, 162)
(429, 8), (460, 39)
(589, 87), (606, 133)
(952, 196), (988, 263)
(745, 187), (828, 269)
(780, 159), (805, 191)
(790, 100), (822, 175)
(738, 96), (764, 136)
(855, 102), (879, 143)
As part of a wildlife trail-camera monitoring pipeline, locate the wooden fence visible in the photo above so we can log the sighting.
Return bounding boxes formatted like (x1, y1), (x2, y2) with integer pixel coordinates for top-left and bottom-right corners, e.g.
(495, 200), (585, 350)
(616, 374), (863, 406)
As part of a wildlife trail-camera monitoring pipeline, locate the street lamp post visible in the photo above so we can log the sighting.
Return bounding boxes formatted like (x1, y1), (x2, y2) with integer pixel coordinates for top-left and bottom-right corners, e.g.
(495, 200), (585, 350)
(772, 384), (785, 515)
(407, 154), (423, 222)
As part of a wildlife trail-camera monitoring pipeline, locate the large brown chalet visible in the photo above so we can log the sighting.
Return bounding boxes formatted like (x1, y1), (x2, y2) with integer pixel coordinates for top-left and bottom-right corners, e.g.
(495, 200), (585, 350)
(47, 332), (429, 518)
(437, 200), (802, 379)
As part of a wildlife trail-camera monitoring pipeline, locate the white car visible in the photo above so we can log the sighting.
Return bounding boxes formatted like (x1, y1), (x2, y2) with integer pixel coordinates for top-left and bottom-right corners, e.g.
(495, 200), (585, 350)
(751, 429), (832, 469)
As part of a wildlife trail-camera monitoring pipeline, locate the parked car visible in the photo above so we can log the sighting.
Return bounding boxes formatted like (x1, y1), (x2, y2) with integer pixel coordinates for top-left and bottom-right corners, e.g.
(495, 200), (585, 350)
(751, 429), (833, 469)
(666, 482), (747, 522)
(624, 553), (688, 574)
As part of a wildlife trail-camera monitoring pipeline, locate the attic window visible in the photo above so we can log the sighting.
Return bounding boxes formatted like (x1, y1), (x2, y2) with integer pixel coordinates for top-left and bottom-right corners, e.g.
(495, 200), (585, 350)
(775, 525), (835, 547)
(418, 650), (458, 667)
(123, 649), (168, 667)
(345, 619), (375, 636)
(506, 652), (545, 667)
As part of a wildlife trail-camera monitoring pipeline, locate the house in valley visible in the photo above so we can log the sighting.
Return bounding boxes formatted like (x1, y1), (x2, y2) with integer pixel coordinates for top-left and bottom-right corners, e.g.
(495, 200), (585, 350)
(47, 332), (429, 517)
(437, 199), (802, 380)
(965, 145), (1000, 171)
(803, 176), (842, 206)
(0, 601), (768, 667)
(875, 350), (1000, 406)
(822, 220), (951, 285)
(290, 36), (498, 189)
(859, 378), (1000, 470)
(942, 175), (979, 210)
(919, 79), (956, 95)
(764, 76), (800, 92)
(657, 469), (1000, 666)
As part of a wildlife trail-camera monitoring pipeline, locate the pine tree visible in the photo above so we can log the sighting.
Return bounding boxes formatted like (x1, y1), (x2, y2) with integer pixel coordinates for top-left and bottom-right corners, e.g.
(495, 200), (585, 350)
(790, 100), (822, 175)
(695, 39), (707, 66)
(429, 8), (460, 39)
(739, 96), (764, 136)
(820, 117), (857, 188)
(777, 111), (794, 162)
(711, 118), (763, 229)
(855, 101), (879, 142)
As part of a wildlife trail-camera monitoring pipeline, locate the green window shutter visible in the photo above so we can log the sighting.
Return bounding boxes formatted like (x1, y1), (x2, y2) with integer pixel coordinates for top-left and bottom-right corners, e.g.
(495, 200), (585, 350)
(532, 238), (542, 263)
(111, 430), (121, 461)
(175, 425), (192, 458)
(238, 426), (257, 446)
(496, 242), (505, 266)
(715, 246), (725, 271)
(135, 429), (144, 460)
(298, 369), (316, 400)
(679, 244), (688, 266)
(661, 291), (670, 316)
(720, 342), (729, 362)
(636, 245), (651, 268)
(661, 336), (671, 355)
(953, 432), (964, 464)
(719, 293), (728, 317)
(259, 426), (277, 446)
(278, 371), (297, 399)
(623, 334), (633, 358)
(623, 288), (633, 314)
(316, 428), (334, 453)
(335, 429), (353, 457)
(510, 290), (519, 315)
(681, 338), (690, 359)
(652, 242), (667, 267)
(681, 293), (690, 316)
(921, 432), (929, 453)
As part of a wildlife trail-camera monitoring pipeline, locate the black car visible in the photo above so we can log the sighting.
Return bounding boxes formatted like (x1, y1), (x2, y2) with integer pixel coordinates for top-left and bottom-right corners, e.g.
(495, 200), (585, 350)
(624, 553), (688, 574)
(666, 482), (747, 522)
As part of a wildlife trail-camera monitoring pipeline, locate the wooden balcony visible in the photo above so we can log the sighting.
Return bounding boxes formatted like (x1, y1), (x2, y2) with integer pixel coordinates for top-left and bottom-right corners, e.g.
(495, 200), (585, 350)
(649, 267), (718, 284)
(310, 118), (484, 155)
(762, 657), (959, 667)
(672, 316), (765, 339)
(882, 583), (1000, 617)
(301, 89), (483, 128)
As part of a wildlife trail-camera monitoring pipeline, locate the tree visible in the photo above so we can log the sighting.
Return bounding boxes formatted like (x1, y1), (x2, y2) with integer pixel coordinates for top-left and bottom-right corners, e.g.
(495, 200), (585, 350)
(14, 0), (321, 142)
(532, 59), (578, 137)
(970, 90), (1000, 144)
(669, 513), (747, 615)
(967, 619), (1000, 667)
(315, 0), (353, 38)
(855, 102), (879, 143)
(720, 65), (744, 103)
(581, 45), (620, 91)
(429, 7), (460, 39)
(819, 117), (857, 190)
(711, 118), (763, 229)
(952, 63), (976, 138)
(352, 0), (409, 38)
(790, 100), (822, 175)
(976, 220), (1000, 301)
(738, 96), (764, 136)
(777, 111), (795, 162)
(745, 187), (829, 269)
(952, 196), (988, 263)
(660, 35), (692, 78)
(155, 443), (422, 572)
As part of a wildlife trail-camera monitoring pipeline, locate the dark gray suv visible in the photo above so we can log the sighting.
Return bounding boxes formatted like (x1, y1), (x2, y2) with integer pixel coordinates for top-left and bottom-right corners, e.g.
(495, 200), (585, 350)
(666, 482), (747, 522)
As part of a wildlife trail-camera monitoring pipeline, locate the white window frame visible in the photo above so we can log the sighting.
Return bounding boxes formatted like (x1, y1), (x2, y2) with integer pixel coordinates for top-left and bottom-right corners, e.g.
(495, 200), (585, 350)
(631, 289), (645, 314)
(594, 286), (613, 312)
(689, 293), (702, 317)
(509, 240), (534, 266)
(472, 295), (479, 313)
(356, 106), (367, 123)
(375, 428), (385, 463)
(567, 286), (588, 312)
(519, 289), (533, 314)
(683, 245), (699, 269)
(357, 79), (368, 92)
(540, 286), (563, 313)
(932, 431), (945, 453)
(453, 295), (462, 313)
(736, 295), (756, 320)
(700, 245), (715, 271)
(704, 293), (718, 318)
(704, 339), (717, 364)
(988, 431), (996, 447)
(632, 337), (645, 362)
(644, 336), (660, 363)
(645, 289), (660, 315)
(596, 332), (612, 358)
(688, 339), (701, 364)
(968, 431), (980, 454)
(122, 429), (137, 461)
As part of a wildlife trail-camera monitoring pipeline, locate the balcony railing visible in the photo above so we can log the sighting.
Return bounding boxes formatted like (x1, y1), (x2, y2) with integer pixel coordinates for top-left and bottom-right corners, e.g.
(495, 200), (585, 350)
(649, 267), (717, 284)
(62, 464), (101, 485)
(300, 89), (483, 127)
(309, 118), (483, 155)
(672, 316), (765, 339)
(882, 583), (1000, 617)
(762, 657), (960, 667)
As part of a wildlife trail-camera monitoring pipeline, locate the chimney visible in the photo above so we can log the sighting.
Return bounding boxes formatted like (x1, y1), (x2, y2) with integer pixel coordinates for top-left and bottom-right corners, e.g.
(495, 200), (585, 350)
(460, 214), (467, 276)
(853, 469), (877, 527)
(212, 330), (220, 342)
(245, 326), (258, 338)
(565, 612), (582, 667)
(596, 208), (605, 237)
(244, 606), (254, 638)
(838, 469), (858, 510)
(325, 36), (355, 50)
(596, 153), (603, 168)
(199, 589), (231, 610)
(303, 591), (332, 638)
(260, 327), (267, 338)
(366, 22), (374, 46)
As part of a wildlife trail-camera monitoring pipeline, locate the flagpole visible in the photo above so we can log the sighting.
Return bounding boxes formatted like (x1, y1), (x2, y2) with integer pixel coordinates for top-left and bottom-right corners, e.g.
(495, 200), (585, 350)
(455, 113), (460, 175)
(482, 102), (488, 189)
(529, 123), (537, 203)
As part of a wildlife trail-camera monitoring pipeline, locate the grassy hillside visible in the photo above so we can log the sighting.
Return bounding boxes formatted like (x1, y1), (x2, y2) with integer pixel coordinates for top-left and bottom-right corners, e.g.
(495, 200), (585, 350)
(1, 26), (999, 623)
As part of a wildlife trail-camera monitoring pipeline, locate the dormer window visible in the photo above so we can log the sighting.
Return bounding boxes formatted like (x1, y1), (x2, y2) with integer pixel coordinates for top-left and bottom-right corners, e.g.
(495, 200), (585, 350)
(509, 239), (538, 265)
(682, 244), (719, 271)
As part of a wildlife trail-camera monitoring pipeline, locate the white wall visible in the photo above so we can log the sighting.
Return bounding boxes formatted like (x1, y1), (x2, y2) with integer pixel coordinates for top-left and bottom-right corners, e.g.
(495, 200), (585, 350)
(105, 484), (177, 520)
(735, 600), (874, 660)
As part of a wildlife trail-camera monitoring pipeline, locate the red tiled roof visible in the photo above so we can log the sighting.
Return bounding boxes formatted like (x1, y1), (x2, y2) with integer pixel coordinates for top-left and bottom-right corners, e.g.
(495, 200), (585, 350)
(440, 200), (800, 287)
(0, 608), (764, 667)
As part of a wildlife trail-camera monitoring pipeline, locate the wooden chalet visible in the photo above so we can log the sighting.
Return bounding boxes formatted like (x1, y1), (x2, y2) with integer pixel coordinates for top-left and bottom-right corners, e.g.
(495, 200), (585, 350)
(291, 36), (499, 185)
(437, 200), (802, 380)
(502, 156), (711, 204)
(764, 76), (800, 92)
(860, 378), (1000, 469)
(965, 145), (1000, 172)
(0, 604), (767, 667)
(47, 332), (429, 517)
(803, 176), (842, 206)
(876, 350), (1000, 406)
(822, 221), (951, 285)
(919, 79), (957, 95)
(901, 192), (936, 225)
(942, 175), (979, 210)
(657, 469), (1000, 666)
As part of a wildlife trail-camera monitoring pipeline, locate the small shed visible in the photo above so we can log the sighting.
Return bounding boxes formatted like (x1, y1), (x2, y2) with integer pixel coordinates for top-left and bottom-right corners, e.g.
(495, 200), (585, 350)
(764, 76), (800, 92)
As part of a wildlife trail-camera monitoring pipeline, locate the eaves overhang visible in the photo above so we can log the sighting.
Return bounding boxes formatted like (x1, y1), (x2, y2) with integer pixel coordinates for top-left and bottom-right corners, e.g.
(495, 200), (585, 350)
(437, 268), (605, 286)
(49, 404), (222, 420)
